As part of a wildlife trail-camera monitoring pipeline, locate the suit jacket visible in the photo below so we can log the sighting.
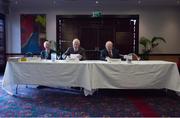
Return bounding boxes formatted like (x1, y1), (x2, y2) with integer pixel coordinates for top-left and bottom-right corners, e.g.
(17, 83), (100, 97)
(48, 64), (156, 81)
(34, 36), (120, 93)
(63, 47), (86, 60)
(40, 49), (56, 59)
(100, 48), (120, 60)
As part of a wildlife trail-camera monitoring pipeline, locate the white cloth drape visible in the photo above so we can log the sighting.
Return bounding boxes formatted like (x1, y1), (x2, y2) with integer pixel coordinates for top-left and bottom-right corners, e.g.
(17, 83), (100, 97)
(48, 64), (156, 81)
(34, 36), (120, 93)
(2, 60), (180, 95)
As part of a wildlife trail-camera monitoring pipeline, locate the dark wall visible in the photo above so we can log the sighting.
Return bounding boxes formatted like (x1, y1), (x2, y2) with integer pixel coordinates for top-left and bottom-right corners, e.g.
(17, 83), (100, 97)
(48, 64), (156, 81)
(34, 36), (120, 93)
(0, 13), (6, 72)
(56, 15), (139, 60)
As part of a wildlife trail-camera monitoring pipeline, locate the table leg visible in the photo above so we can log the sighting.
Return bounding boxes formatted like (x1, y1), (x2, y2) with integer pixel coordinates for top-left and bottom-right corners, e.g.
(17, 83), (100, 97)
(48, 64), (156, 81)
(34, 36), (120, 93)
(16, 85), (18, 94)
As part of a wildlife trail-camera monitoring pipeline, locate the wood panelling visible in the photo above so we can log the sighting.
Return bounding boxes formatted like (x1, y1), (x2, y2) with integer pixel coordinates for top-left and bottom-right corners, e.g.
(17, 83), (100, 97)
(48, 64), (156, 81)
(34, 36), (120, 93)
(149, 55), (180, 63)
(56, 15), (139, 60)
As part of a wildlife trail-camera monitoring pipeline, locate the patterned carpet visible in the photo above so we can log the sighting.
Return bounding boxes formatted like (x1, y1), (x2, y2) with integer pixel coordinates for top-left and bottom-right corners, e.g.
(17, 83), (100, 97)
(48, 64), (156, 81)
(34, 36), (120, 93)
(1, 75), (180, 117)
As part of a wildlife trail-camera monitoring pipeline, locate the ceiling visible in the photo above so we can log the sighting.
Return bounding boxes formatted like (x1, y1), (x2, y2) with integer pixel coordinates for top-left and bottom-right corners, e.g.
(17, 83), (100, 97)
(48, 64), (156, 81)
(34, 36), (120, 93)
(2, 0), (180, 10)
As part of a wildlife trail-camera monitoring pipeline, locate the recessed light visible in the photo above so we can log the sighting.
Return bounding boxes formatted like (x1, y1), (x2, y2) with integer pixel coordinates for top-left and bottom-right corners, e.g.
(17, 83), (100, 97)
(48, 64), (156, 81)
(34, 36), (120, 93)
(138, 0), (141, 4)
(177, 0), (180, 5)
(95, 1), (99, 4)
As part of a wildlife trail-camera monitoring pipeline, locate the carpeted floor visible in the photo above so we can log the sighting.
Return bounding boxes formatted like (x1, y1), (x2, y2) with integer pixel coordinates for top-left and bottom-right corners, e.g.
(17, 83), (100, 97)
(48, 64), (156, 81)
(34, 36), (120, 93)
(0, 74), (180, 117)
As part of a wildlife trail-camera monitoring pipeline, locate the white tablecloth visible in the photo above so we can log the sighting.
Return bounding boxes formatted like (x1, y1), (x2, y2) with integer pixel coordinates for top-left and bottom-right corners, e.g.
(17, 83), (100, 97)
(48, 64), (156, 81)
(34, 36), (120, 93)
(2, 60), (180, 95)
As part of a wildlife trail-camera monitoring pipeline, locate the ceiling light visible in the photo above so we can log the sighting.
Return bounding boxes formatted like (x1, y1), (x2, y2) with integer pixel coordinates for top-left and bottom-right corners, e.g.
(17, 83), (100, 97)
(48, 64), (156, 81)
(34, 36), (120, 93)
(138, 0), (141, 4)
(177, 0), (180, 5)
(95, 1), (99, 4)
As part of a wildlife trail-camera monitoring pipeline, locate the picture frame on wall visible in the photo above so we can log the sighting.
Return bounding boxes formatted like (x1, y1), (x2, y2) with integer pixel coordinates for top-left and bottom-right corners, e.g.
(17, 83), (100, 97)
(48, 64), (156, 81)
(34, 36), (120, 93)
(20, 14), (46, 54)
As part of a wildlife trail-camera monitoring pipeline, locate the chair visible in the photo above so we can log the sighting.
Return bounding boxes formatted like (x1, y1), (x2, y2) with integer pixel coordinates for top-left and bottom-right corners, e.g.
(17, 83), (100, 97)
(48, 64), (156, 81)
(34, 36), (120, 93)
(132, 53), (140, 60)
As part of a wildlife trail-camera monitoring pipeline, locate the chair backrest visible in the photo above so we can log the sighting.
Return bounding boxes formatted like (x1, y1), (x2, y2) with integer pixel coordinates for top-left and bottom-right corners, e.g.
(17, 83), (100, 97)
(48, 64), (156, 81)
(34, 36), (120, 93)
(132, 53), (140, 60)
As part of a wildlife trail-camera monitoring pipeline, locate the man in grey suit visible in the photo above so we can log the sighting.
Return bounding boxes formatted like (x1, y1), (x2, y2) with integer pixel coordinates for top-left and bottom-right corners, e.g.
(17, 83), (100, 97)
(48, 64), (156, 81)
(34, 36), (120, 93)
(62, 38), (86, 60)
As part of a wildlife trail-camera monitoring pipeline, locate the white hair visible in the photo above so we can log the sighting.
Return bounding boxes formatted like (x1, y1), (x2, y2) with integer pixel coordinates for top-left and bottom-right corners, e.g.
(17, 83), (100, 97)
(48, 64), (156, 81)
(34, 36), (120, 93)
(105, 41), (113, 47)
(72, 38), (80, 45)
(44, 41), (50, 46)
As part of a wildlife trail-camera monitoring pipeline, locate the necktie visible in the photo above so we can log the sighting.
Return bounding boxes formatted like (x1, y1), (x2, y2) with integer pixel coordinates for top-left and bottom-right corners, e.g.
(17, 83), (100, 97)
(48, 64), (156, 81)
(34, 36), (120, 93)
(108, 50), (112, 58)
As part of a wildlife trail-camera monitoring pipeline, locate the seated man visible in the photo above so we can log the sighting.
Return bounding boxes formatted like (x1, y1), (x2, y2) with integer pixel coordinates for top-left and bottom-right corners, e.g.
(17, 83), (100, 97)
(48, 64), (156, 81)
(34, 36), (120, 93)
(100, 41), (120, 60)
(41, 41), (56, 59)
(62, 38), (86, 60)
(38, 41), (56, 89)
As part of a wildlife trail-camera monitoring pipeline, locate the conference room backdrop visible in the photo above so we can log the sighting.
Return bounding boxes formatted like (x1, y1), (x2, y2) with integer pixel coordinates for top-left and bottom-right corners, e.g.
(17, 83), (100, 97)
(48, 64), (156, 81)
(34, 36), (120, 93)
(5, 5), (180, 55)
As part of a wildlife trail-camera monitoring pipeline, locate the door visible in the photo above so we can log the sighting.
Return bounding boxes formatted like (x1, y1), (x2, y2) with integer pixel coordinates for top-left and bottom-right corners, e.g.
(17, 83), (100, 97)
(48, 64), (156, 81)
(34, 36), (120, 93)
(56, 15), (139, 60)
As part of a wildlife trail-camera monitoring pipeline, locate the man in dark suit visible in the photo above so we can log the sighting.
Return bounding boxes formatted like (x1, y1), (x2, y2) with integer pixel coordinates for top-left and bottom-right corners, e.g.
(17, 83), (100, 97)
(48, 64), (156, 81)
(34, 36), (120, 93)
(41, 41), (56, 59)
(62, 38), (86, 60)
(100, 41), (120, 60)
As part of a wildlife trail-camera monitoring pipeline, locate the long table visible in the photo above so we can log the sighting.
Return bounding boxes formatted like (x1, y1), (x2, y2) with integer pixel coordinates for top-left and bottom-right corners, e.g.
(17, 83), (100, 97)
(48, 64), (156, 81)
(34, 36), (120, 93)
(2, 60), (180, 96)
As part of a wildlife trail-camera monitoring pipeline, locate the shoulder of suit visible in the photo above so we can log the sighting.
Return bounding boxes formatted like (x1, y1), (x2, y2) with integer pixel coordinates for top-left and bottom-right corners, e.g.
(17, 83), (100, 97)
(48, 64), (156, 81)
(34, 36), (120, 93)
(41, 50), (45, 53)
(68, 47), (73, 50)
(100, 49), (107, 53)
(101, 48), (105, 51)
(50, 49), (56, 52)
(79, 47), (85, 50)
(113, 48), (119, 51)
(65, 47), (72, 51)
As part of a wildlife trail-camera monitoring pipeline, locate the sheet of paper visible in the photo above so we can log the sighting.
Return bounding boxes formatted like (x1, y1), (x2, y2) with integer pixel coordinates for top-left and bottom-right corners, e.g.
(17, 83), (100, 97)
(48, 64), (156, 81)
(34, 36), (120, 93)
(70, 54), (80, 59)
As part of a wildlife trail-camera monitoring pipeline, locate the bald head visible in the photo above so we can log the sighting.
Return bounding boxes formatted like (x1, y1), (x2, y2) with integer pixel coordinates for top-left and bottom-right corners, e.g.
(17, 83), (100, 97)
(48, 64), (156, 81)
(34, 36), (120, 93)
(105, 41), (113, 51)
(72, 38), (80, 50)
(44, 41), (51, 50)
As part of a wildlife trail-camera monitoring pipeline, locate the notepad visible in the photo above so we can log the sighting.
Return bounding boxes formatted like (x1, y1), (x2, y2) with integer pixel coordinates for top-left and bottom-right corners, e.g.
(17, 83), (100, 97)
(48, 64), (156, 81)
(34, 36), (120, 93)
(18, 57), (28, 62)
